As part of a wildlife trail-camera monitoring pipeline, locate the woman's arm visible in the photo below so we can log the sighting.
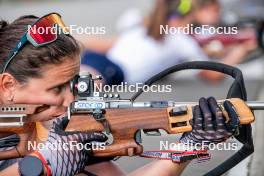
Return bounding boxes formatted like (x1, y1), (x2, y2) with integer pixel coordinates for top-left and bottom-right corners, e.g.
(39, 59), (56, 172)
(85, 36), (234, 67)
(0, 163), (19, 176)
(128, 160), (189, 176)
(84, 161), (125, 176)
(83, 160), (189, 176)
(0, 152), (47, 176)
(0, 160), (189, 176)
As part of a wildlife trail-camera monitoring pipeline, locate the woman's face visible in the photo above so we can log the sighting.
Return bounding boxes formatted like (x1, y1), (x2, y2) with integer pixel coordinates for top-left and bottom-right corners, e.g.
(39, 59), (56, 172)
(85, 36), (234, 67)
(9, 56), (80, 121)
(194, 4), (221, 25)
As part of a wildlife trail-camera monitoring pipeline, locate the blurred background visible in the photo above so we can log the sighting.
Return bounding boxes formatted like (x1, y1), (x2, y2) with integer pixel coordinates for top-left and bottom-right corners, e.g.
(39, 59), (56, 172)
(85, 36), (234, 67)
(1, 0), (264, 175)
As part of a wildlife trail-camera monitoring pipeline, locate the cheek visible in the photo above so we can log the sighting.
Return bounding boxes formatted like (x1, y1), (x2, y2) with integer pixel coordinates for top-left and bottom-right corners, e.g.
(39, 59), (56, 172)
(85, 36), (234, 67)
(14, 89), (63, 106)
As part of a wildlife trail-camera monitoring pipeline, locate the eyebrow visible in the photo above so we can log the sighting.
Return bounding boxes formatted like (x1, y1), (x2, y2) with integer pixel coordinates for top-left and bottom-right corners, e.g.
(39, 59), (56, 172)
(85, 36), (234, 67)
(48, 76), (75, 90)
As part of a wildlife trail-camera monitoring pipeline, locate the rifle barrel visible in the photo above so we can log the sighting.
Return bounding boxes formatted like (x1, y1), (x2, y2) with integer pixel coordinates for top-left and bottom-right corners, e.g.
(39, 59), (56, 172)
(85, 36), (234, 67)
(101, 100), (264, 110)
(171, 101), (264, 110)
(246, 101), (264, 110)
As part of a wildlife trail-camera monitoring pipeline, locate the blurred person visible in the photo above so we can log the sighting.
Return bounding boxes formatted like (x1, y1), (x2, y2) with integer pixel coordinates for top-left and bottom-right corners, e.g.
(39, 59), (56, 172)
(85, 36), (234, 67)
(78, 0), (256, 84)
(79, 0), (208, 84)
(191, 0), (257, 60)
(169, 0), (257, 81)
(192, 0), (221, 25)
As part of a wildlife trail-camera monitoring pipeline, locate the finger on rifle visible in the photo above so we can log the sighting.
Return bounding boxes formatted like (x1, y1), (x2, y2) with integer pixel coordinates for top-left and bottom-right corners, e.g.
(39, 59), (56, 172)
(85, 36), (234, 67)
(223, 100), (240, 133)
(82, 132), (108, 143)
(207, 96), (223, 130)
(199, 97), (213, 130)
(193, 105), (203, 130)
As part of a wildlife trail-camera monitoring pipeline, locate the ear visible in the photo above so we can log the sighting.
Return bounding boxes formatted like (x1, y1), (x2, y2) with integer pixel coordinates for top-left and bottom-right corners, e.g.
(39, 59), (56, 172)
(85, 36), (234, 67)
(0, 73), (19, 103)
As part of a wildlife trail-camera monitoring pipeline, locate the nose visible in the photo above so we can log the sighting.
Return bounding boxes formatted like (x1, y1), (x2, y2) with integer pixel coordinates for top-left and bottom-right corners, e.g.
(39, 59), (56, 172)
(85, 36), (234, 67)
(62, 86), (74, 107)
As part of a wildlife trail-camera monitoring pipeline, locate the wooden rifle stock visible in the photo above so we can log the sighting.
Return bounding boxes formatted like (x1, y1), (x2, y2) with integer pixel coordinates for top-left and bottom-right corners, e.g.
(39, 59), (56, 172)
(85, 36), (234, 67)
(65, 98), (255, 157)
(0, 98), (256, 160)
(0, 105), (43, 160)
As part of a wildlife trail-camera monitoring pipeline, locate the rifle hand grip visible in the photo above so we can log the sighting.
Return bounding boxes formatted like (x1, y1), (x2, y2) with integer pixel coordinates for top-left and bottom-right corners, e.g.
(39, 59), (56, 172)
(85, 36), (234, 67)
(93, 139), (143, 157)
(166, 98), (255, 134)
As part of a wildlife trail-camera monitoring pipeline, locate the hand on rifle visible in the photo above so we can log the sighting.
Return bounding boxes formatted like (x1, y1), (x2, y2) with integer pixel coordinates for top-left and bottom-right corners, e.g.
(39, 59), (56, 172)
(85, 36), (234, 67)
(36, 117), (107, 176)
(180, 97), (240, 144)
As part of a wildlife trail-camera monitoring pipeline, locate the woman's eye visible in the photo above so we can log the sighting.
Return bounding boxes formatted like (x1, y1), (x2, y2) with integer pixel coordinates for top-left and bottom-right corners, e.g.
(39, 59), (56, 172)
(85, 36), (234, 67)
(53, 85), (66, 94)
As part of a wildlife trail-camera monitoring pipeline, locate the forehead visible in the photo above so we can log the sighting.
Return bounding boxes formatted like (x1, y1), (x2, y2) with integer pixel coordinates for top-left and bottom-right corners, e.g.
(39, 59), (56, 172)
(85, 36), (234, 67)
(40, 57), (80, 82)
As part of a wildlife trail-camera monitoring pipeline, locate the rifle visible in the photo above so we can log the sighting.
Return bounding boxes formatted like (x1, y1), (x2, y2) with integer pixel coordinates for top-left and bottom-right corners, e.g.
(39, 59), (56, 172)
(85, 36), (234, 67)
(65, 61), (261, 176)
(0, 92), (260, 158)
(64, 72), (259, 157)
(0, 61), (261, 176)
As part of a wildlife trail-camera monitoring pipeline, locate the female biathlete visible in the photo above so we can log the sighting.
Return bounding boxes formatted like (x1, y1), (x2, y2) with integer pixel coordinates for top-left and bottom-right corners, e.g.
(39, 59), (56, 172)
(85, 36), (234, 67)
(0, 13), (241, 176)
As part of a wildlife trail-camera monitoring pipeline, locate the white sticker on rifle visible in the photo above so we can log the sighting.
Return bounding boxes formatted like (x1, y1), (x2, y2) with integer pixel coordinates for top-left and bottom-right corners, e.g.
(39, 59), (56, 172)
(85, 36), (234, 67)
(74, 101), (106, 109)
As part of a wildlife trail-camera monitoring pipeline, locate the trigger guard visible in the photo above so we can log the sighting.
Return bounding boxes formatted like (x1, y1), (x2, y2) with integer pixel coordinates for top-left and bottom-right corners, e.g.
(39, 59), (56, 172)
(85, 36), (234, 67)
(90, 131), (113, 148)
(102, 131), (114, 145)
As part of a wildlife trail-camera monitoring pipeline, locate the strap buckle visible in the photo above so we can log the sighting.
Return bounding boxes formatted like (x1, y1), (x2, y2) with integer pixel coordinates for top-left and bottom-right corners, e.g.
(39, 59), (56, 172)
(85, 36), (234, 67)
(170, 152), (198, 163)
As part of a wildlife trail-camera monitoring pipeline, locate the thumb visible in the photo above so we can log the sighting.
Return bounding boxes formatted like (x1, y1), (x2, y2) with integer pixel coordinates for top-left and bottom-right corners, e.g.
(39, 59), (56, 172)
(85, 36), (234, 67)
(80, 132), (108, 143)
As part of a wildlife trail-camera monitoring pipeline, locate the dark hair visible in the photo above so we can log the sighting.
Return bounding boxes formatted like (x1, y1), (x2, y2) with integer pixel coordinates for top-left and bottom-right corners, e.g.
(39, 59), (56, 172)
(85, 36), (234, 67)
(0, 15), (81, 83)
(193, 0), (219, 9)
(147, 0), (180, 41)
